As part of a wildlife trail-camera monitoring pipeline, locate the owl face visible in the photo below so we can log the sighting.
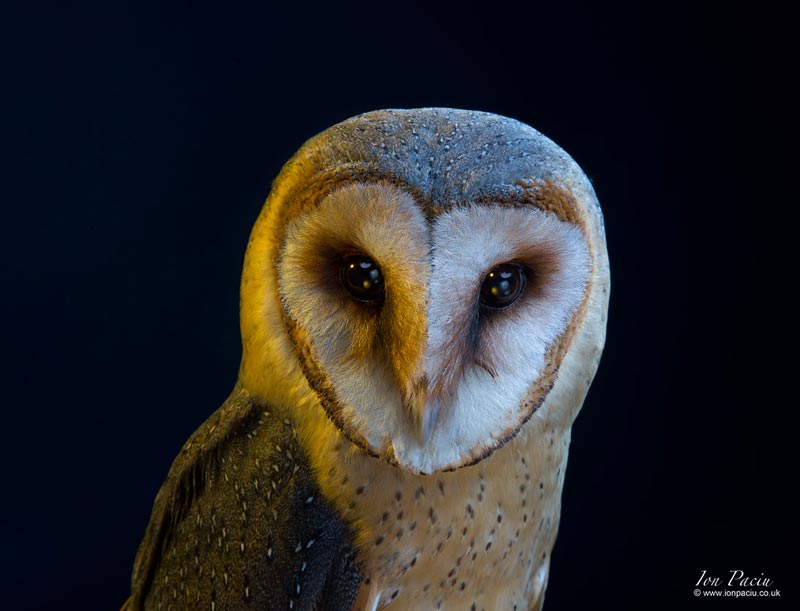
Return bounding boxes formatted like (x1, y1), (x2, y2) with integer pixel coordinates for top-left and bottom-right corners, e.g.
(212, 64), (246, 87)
(239, 109), (605, 474)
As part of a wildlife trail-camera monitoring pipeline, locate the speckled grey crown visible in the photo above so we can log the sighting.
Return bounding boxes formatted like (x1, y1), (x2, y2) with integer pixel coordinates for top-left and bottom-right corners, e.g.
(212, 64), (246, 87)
(272, 108), (600, 222)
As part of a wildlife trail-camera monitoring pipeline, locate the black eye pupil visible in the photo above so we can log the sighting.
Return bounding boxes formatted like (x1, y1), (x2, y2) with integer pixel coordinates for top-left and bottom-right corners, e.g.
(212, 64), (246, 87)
(480, 263), (526, 309)
(340, 255), (385, 302)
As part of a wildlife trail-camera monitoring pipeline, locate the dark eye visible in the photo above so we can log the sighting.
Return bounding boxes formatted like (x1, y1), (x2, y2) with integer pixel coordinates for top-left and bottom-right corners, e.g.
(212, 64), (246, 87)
(340, 254), (385, 303)
(479, 263), (526, 310)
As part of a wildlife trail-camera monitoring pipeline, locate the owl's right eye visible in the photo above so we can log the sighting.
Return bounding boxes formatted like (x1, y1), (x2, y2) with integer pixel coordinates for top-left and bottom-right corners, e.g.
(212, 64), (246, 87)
(479, 263), (526, 310)
(340, 255), (385, 303)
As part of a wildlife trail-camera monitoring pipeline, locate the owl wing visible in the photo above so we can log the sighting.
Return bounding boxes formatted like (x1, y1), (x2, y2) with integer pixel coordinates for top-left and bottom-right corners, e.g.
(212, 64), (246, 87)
(123, 386), (362, 611)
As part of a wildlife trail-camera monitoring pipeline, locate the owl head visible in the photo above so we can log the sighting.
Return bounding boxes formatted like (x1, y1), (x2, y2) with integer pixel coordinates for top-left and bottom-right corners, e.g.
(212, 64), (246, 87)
(238, 109), (609, 474)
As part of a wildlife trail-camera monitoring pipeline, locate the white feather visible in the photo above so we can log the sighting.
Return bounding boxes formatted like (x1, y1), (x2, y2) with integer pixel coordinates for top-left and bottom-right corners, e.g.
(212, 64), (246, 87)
(278, 186), (591, 473)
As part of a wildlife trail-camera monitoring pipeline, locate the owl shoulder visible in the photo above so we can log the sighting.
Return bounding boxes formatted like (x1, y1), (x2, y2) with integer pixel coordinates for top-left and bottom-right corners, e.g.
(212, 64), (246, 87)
(125, 386), (362, 610)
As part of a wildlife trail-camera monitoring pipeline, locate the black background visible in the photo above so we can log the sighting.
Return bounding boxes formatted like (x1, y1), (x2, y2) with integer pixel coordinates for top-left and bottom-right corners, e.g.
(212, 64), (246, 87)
(1, 1), (792, 610)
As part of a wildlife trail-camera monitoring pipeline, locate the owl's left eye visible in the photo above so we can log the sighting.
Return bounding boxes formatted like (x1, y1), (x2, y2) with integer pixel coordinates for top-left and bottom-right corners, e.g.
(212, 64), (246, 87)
(340, 255), (385, 303)
(480, 263), (526, 310)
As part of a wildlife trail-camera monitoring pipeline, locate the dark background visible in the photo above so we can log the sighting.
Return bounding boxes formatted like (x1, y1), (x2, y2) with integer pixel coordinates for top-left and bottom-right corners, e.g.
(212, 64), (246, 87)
(1, 1), (792, 610)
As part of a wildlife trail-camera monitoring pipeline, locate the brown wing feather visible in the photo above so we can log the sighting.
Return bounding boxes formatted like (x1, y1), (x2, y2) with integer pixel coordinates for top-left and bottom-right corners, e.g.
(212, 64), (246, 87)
(123, 385), (362, 610)
(124, 386), (256, 608)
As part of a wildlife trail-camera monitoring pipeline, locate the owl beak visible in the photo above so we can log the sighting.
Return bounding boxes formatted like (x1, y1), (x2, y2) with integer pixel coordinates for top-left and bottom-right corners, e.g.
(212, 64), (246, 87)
(405, 377), (438, 446)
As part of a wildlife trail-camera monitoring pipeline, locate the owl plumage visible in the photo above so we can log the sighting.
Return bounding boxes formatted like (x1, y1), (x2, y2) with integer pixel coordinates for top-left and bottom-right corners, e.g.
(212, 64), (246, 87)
(124, 108), (609, 611)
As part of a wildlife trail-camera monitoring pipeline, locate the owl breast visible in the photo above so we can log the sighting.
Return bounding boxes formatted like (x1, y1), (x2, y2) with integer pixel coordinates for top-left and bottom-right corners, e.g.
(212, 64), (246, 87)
(300, 389), (573, 611)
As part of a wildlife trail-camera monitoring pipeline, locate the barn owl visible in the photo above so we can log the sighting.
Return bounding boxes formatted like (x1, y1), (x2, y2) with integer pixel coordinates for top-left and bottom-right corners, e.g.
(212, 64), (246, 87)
(123, 108), (609, 611)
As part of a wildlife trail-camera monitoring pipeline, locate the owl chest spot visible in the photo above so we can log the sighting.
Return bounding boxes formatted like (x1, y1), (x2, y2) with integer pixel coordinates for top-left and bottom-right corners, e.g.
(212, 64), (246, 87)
(317, 424), (569, 609)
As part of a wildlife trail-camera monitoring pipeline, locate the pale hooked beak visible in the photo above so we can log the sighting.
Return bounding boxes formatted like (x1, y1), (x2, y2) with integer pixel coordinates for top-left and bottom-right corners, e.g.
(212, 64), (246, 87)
(404, 376), (438, 446)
